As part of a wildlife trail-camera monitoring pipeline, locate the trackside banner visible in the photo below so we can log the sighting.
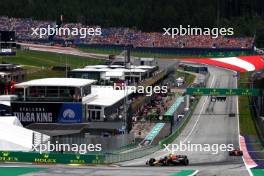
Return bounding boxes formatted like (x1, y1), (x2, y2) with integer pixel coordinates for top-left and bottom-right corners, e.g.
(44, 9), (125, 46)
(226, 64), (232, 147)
(0, 151), (104, 164)
(11, 102), (82, 125)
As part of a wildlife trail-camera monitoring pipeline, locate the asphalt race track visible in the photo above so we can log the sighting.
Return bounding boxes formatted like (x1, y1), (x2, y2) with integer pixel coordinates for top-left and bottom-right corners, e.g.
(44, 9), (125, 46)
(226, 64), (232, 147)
(119, 66), (249, 176)
(0, 65), (250, 176)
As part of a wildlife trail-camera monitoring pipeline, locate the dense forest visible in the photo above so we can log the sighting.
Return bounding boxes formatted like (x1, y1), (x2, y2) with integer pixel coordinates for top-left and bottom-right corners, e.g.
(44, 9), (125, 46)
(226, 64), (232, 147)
(0, 0), (264, 46)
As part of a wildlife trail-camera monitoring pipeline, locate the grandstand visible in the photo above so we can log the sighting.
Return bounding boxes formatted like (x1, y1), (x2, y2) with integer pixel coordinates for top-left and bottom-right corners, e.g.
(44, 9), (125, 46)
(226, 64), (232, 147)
(0, 16), (255, 49)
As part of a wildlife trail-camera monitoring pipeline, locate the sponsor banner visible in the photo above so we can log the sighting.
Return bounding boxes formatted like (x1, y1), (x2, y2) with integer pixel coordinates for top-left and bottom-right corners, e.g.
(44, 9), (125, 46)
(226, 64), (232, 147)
(0, 151), (104, 164)
(58, 103), (82, 123)
(11, 102), (82, 125)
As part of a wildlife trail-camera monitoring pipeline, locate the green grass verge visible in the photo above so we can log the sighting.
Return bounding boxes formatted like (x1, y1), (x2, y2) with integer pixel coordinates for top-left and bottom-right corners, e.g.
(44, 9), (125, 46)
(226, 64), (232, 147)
(169, 170), (196, 176)
(26, 69), (65, 80)
(0, 50), (105, 80)
(238, 72), (258, 135)
(0, 167), (46, 176)
(251, 169), (264, 176)
(0, 50), (104, 68)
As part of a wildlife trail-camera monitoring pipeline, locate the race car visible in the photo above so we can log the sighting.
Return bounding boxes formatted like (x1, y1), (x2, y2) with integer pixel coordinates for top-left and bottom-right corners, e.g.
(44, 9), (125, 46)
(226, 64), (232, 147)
(146, 154), (189, 166)
(229, 148), (243, 156)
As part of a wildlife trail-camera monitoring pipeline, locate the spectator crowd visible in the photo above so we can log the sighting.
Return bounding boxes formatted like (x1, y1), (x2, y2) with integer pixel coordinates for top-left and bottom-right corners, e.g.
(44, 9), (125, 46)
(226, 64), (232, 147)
(0, 16), (254, 49)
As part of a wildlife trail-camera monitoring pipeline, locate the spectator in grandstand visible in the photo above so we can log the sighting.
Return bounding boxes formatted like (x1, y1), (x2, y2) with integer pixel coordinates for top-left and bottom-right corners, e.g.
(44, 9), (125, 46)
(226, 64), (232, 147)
(0, 16), (254, 49)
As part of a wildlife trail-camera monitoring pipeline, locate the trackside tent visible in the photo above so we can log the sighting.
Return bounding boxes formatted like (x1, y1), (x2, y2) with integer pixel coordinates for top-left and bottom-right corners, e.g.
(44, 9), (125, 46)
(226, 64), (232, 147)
(0, 123), (33, 151)
(0, 116), (49, 151)
(0, 116), (22, 127)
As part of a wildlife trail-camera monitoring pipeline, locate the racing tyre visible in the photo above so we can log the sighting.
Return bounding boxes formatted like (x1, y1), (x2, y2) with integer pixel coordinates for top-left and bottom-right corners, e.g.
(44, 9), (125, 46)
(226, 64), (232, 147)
(149, 158), (156, 166)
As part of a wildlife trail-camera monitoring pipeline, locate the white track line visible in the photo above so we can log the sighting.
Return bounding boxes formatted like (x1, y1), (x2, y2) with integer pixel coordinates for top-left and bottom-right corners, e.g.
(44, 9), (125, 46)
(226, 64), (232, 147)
(189, 170), (199, 176)
(182, 76), (215, 143)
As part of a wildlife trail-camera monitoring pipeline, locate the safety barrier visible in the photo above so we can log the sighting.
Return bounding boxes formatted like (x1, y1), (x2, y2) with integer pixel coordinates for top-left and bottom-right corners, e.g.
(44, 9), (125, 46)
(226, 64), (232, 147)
(77, 44), (254, 57)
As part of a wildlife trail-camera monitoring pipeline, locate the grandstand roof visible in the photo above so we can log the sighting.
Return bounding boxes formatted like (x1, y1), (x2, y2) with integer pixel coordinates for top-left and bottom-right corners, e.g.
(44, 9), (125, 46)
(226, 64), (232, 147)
(109, 65), (124, 68)
(73, 67), (112, 72)
(15, 78), (96, 88)
(140, 58), (155, 61)
(87, 85), (134, 106)
(105, 71), (124, 78)
(85, 65), (109, 68)
(130, 65), (156, 69)
(72, 67), (147, 73)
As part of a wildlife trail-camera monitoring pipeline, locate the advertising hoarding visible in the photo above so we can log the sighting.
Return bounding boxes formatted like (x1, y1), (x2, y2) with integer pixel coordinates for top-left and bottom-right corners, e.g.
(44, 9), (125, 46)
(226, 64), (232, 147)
(11, 102), (82, 125)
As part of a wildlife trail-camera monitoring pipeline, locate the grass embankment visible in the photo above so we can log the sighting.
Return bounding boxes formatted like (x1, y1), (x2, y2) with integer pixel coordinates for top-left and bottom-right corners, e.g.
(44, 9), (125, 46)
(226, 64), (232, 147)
(238, 72), (258, 135)
(0, 50), (104, 80)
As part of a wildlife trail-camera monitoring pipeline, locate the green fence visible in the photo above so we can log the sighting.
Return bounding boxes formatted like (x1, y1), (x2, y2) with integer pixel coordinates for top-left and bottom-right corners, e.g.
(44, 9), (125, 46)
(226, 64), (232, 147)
(0, 151), (104, 165)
